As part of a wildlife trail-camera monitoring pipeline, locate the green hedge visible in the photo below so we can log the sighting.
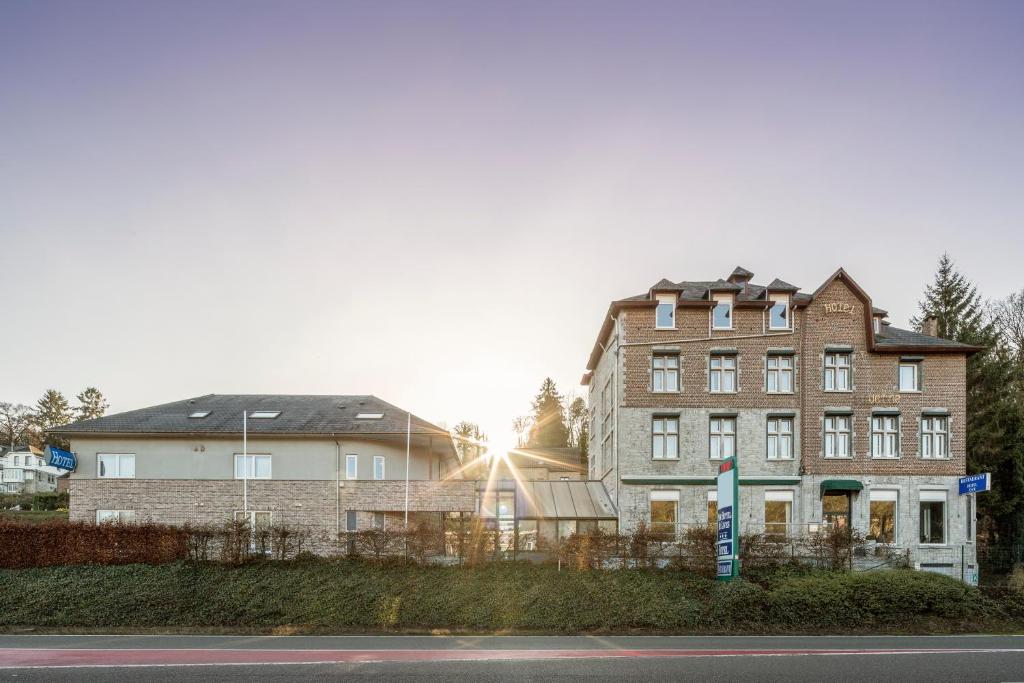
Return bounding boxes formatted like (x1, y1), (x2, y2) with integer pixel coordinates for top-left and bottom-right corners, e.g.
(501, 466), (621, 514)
(0, 561), (1017, 633)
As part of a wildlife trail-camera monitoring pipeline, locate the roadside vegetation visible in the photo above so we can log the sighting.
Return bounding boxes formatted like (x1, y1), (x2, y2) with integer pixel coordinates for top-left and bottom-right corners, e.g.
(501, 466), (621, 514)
(2, 559), (1023, 634)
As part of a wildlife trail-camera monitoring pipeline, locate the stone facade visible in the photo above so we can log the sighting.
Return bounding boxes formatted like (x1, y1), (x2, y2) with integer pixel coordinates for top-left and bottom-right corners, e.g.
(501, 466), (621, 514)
(585, 267), (978, 580)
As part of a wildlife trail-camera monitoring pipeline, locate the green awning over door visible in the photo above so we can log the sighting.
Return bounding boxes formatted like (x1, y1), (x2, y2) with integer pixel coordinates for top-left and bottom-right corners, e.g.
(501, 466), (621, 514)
(820, 479), (864, 495)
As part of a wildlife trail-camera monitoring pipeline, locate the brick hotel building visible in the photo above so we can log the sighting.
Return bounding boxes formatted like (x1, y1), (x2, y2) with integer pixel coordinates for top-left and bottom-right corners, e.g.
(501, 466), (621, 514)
(582, 267), (980, 578)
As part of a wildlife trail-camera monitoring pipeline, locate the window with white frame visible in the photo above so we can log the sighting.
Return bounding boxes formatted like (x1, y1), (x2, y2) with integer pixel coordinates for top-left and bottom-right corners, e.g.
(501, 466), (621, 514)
(764, 491), (794, 538)
(346, 510), (358, 531)
(373, 455), (385, 480)
(707, 490), (718, 525)
(871, 414), (900, 458)
(766, 354), (793, 393)
(373, 512), (386, 529)
(769, 294), (790, 330)
(899, 362), (920, 392)
(234, 510), (273, 552)
(824, 352), (851, 391)
(709, 417), (736, 459)
(234, 454), (272, 479)
(868, 490), (897, 544)
(921, 415), (949, 458)
(709, 354), (737, 393)
(652, 353), (680, 392)
(712, 294), (733, 329)
(346, 454), (358, 479)
(652, 416), (679, 460)
(98, 453), (135, 479)
(656, 293), (676, 328)
(649, 490), (678, 536)
(766, 417), (794, 459)
(919, 490), (947, 544)
(823, 414), (852, 458)
(97, 509), (136, 524)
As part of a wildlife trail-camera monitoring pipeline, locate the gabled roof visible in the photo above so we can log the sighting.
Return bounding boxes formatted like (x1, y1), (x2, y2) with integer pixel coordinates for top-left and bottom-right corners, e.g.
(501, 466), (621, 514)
(728, 266), (754, 282)
(766, 278), (799, 292)
(50, 394), (451, 439)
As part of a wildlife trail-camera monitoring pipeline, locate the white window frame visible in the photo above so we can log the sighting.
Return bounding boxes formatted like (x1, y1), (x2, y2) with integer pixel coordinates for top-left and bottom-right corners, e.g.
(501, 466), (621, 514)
(868, 489), (898, 545)
(652, 416), (680, 460)
(707, 490), (718, 525)
(655, 293), (676, 329)
(709, 354), (737, 393)
(373, 455), (386, 480)
(652, 353), (680, 393)
(768, 294), (791, 330)
(824, 352), (851, 391)
(346, 454), (358, 480)
(919, 490), (948, 545)
(920, 415), (950, 459)
(649, 490), (679, 534)
(823, 414), (852, 458)
(248, 410), (281, 419)
(97, 453), (136, 479)
(765, 354), (793, 393)
(96, 509), (136, 524)
(373, 511), (386, 529)
(766, 417), (794, 460)
(712, 294), (733, 330)
(871, 414), (900, 459)
(899, 362), (920, 392)
(234, 453), (272, 480)
(709, 416), (736, 460)
(764, 490), (794, 537)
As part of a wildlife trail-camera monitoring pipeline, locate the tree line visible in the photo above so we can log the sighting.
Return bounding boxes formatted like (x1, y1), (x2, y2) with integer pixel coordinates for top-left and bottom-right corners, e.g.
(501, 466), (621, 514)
(0, 388), (108, 451)
(915, 255), (1024, 547)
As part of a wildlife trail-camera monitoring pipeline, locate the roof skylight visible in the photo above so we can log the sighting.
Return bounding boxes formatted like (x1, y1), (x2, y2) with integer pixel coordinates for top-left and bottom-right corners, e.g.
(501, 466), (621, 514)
(355, 412), (384, 419)
(249, 411), (281, 419)
(188, 411), (211, 419)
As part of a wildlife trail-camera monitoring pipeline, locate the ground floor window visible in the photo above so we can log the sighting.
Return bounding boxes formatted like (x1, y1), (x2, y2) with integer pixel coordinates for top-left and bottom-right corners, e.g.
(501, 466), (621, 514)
(919, 490), (947, 544)
(868, 490), (898, 544)
(707, 490), (718, 525)
(96, 509), (135, 524)
(650, 491), (679, 537)
(822, 492), (851, 529)
(346, 510), (358, 532)
(764, 491), (793, 538)
(373, 512), (386, 529)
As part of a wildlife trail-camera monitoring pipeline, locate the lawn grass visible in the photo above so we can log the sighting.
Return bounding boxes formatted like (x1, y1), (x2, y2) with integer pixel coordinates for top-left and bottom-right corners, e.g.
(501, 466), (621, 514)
(2, 559), (1022, 634)
(0, 510), (68, 524)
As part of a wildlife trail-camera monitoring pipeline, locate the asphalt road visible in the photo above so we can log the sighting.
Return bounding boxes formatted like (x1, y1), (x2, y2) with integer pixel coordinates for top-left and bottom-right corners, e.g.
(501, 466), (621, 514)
(1, 635), (1023, 682)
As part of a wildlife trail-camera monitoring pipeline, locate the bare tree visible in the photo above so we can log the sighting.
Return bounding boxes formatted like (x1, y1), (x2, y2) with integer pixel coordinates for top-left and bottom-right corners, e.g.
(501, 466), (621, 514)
(511, 415), (533, 448)
(0, 403), (36, 449)
(991, 289), (1024, 357)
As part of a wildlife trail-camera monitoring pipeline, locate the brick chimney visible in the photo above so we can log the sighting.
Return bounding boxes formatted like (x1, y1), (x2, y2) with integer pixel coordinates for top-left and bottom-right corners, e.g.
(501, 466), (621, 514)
(922, 316), (939, 338)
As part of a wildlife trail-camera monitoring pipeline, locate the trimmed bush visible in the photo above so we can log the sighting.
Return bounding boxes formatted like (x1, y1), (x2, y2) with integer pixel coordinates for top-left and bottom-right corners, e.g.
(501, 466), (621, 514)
(0, 520), (187, 568)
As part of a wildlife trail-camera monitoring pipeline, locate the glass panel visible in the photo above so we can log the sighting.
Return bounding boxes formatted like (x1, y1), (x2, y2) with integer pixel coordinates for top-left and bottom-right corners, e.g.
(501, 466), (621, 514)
(346, 456), (357, 479)
(770, 303), (788, 328)
(650, 500), (676, 536)
(707, 497), (718, 524)
(656, 302), (674, 328)
(920, 501), (945, 544)
(255, 456), (270, 479)
(868, 500), (896, 543)
(517, 520), (538, 551)
(899, 364), (917, 391)
(822, 493), (850, 528)
(722, 370), (734, 392)
(558, 519), (577, 540)
(713, 302), (732, 328)
(765, 499), (792, 538)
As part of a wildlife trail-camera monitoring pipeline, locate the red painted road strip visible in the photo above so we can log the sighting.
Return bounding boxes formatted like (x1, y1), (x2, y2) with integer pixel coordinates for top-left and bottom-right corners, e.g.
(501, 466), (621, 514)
(0, 648), (1020, 668)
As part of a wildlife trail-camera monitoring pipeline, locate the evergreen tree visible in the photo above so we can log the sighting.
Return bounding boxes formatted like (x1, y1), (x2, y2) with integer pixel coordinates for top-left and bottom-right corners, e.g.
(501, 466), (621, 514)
(33, 389), (74, 449)
(566, 396), (589, 456)
(526, 378), (569, 448)
(915, 255), (1024, 545)
(75, 387), (109, 421)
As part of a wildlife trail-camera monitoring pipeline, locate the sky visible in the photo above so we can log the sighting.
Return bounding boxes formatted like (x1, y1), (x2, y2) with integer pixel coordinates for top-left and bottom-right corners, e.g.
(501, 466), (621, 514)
(2, 0), (1023, 451)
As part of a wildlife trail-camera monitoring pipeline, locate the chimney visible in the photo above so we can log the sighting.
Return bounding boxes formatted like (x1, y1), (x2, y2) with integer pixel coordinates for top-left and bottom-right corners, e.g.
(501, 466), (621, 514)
(922, 316), (939, 338)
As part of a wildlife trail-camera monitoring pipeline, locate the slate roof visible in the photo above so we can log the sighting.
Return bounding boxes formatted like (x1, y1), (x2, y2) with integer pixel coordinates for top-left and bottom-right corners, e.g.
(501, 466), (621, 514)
(50, 394), (451, 437)
(766, 278), (799, 292)
(874, 325), (978, 351)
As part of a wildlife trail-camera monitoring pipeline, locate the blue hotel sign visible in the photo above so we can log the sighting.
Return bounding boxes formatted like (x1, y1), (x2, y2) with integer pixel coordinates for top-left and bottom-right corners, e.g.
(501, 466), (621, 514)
(958, 473), (991, 495)
(45, 446), (77, 472)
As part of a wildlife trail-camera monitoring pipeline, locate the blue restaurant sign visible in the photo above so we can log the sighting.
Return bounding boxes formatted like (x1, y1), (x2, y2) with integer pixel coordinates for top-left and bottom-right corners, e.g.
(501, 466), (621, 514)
(44, 446), (77, 472)
(958, 473), (991, 495)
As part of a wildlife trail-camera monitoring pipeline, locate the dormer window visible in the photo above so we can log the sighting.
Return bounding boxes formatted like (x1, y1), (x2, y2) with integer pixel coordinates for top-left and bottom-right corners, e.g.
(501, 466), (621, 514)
(873, 317), (881, 334)
(712, 294), (733, 330)
(655, 294), (676, 329)
(769, 294), (790, 330)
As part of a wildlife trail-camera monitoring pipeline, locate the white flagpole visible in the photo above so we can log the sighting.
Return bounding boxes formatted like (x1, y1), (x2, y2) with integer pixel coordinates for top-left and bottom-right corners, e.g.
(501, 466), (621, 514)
(404, 412), (411, 527)
(243, 410), (248, 516)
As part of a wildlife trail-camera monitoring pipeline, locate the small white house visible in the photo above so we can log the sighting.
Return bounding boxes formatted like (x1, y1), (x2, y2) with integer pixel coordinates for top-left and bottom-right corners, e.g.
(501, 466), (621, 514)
(0, 445), (63, 494)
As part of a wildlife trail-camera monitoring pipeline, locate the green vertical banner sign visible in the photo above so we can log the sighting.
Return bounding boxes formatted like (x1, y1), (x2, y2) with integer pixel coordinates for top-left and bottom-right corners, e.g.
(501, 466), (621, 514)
(716, 457), (739, 581)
